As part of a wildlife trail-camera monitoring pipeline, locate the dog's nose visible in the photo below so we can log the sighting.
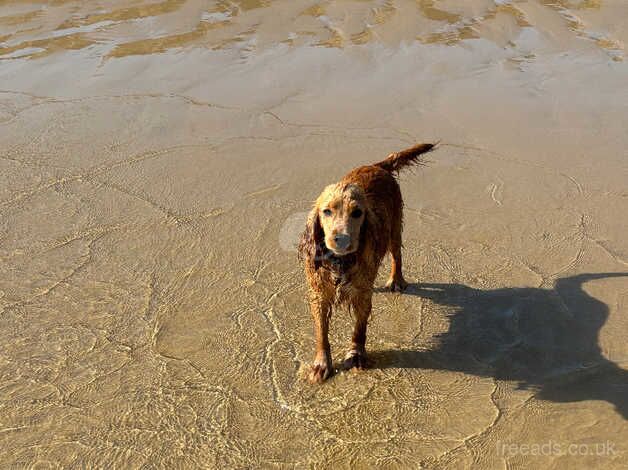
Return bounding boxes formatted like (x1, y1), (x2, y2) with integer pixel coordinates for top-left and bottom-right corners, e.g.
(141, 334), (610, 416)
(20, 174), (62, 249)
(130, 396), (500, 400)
(334, 233), (351, 250)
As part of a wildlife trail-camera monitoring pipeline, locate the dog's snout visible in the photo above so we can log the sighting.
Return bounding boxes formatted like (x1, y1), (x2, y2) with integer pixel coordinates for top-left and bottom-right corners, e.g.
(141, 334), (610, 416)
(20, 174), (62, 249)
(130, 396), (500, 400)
(333, 233), (351, 250)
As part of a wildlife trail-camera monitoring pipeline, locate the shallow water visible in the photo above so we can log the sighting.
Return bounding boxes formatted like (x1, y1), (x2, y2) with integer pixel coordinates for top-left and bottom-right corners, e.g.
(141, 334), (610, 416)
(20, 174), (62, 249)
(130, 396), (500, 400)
(1, 1), (628, 468)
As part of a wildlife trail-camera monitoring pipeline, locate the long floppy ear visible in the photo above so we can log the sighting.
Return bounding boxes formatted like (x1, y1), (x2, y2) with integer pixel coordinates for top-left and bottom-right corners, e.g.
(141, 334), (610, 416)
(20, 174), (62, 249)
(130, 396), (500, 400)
(359, 206), (386, 263)
(298, 206), (325, 269)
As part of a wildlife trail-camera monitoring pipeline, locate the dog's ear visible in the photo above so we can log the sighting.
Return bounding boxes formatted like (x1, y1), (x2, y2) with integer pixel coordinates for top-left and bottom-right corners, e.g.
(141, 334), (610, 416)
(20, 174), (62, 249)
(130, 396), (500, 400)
(298, 207), (325, 269)
(359, 206), (386, 262)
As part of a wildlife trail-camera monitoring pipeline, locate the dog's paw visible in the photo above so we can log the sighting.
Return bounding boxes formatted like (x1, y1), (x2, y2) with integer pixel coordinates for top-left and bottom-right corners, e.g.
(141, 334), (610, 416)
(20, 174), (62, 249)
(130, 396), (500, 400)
(343, 350), (372, 371)
(308, 357), (332, 384)
(385, 277), (408, 292)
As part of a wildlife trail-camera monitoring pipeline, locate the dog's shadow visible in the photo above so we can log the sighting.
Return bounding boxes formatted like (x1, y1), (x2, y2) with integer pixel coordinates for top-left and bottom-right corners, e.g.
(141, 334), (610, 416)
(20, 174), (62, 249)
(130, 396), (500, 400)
(372, 273), (628, 419)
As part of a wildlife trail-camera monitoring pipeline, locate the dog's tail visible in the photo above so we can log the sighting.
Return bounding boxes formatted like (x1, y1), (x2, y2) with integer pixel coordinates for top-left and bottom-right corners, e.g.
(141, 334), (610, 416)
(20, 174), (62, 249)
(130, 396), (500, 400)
(374, 143), (436, 173)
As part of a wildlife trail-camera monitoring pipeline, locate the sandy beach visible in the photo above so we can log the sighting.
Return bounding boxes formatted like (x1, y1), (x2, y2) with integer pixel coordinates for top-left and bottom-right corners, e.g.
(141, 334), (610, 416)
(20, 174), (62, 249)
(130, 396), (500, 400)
(1, 0), (628, 468)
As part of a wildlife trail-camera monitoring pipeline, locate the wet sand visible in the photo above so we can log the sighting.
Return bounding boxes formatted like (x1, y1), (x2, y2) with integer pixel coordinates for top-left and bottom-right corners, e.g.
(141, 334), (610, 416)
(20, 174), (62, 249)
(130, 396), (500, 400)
(1, 1), (628, 468)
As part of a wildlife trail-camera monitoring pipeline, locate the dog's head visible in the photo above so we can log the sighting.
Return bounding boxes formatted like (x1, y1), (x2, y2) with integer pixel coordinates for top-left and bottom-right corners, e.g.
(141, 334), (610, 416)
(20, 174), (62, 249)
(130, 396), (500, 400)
(315, 183), (367, 255)
(299, 183), (373, 268)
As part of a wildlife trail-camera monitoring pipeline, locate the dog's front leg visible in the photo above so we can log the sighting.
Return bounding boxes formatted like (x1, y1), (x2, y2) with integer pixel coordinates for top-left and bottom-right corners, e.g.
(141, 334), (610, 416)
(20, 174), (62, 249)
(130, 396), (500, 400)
(344, 293), (372, 370)
(308, 298), (333, 383)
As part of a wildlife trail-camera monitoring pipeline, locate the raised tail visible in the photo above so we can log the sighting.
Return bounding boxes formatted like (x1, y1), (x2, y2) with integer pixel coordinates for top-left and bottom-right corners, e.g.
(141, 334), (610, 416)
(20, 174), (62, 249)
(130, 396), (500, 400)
(374, 143), (436, 173)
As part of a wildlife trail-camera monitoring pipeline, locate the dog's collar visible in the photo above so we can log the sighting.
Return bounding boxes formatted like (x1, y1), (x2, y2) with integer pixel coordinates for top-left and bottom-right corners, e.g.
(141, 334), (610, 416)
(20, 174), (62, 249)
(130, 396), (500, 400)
(316, 243), (358, 284)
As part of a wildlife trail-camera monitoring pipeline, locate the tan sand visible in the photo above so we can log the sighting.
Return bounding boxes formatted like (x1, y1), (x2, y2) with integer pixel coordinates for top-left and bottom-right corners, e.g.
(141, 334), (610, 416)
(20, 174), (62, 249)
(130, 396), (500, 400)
(1, 0), (628, 468)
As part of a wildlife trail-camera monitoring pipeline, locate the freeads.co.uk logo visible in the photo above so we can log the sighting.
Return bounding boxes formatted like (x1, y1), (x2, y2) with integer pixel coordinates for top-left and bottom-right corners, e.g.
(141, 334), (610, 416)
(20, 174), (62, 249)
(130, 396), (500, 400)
(497, 440), (618, 457)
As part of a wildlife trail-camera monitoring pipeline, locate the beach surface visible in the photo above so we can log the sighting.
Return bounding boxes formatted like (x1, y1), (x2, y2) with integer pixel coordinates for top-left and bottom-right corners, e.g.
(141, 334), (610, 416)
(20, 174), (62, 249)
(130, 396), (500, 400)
(1, 1), (628, 468)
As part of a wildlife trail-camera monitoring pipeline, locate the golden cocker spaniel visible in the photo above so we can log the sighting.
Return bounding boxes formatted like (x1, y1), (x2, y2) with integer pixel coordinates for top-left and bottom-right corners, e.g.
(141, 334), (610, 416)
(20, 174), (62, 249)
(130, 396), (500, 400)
(299, 143), (435, 383)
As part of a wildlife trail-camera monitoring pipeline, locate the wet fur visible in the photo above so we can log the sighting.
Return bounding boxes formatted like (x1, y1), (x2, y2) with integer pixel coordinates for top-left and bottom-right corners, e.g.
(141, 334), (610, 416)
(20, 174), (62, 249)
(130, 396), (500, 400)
(298, 143), (435, 383)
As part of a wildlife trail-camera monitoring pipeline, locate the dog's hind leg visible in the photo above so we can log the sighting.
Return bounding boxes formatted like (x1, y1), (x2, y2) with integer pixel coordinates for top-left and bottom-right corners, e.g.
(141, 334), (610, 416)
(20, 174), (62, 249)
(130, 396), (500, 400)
(385, 212), (408, 292)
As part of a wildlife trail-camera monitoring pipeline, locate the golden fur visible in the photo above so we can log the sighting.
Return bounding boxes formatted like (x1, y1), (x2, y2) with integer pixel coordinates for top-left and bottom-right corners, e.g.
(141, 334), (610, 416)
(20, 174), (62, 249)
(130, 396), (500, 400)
(299, 143), (435, 383)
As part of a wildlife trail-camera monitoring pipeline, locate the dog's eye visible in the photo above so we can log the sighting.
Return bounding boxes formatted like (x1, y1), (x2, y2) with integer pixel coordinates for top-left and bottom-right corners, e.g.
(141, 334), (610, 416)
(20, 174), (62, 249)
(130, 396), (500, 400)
(323, 209), (332, 217)
(351, 209), (363, 218)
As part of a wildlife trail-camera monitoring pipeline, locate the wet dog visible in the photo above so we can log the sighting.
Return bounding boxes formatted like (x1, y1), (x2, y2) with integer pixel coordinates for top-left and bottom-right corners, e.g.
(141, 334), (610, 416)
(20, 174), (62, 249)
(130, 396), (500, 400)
(298, 143), (435, 383)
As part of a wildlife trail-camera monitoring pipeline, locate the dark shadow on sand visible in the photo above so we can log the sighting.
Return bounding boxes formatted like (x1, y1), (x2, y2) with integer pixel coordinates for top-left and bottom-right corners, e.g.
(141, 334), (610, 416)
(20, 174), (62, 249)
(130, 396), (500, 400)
(372, 273), (628, 419)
